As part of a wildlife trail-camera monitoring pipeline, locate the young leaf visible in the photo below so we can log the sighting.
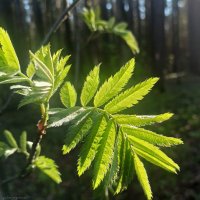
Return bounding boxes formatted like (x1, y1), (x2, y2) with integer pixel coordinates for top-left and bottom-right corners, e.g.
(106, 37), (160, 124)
(113, 113), (174, 127)
(94, 59), (135, 107)
(78, 114), (107, 176)
(114, 22), (128, 31)
(92, 120), (116, 189)
(115, 30), (139, 54)
(0, 142), (10, 157)
(3, 130), (18, 149)
(128, 136), (179, 173)
(134, 153), (152, 200)
(18, 92), (47, 108)
(81, 65), (100, 106)
(29, 51), (53, 83)
(26, 62), (35, 78)
(0, 27), (20, 74)
(35, 156), (62, 184)
(19, 131), (27, 153)
(122, 125), (183, 147)
(0, 75), (28, 84)
(53, 64), (71, 92)
(82, 8), (97, 31)
(105, 78), (159, 114)
(60, 81), (77, 108)
(62, 110), (93, 154)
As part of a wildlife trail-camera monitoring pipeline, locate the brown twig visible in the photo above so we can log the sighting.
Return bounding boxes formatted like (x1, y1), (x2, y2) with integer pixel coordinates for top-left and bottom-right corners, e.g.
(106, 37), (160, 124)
(42, 0), (82, 45)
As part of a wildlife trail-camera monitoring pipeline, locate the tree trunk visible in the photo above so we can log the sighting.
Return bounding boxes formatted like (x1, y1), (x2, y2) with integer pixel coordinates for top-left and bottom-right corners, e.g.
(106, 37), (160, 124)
(188, 0), (200, 74)
(172, 0), (180, 74)
(151, 0), (166, 90)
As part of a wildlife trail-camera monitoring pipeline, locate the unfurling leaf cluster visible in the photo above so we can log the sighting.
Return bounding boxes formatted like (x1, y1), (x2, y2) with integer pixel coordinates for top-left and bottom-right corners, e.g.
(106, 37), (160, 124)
(0, 27), (70, 108)
(82, 7), (139, 54)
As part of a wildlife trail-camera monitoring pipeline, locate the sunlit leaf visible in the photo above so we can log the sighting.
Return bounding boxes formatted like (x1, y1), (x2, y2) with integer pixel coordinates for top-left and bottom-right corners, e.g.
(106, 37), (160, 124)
(35, 156), (62, 184)
(134, 153), (152, 200)
(0, 27), (20, 75)
(94, 59), (135, 107)
(60, 81), (77, 108)
(81, 64), (100, 106)
(105, 78), (159, 114)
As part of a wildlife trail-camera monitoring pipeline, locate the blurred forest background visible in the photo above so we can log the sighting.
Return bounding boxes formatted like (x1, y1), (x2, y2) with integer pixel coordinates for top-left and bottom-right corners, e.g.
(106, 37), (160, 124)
(0, 0), (200, 199)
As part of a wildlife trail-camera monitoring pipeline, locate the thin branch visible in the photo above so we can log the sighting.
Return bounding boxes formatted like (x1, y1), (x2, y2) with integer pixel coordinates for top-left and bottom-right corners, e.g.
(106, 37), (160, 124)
(42, 0), (82, 45)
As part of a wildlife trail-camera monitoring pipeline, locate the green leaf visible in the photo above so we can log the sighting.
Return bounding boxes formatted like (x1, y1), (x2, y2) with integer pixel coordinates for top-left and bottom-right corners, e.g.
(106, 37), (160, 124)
(122, 125), (183, 147)
(115, 30), (139, 54)
(115, 134), (126, 194)
(60, 81), (77, 108)
(113, 113), (174, 127)
(0, 142), (10, 157)
(105, 77), (159, 114)
(128, 136), (179, 173)
(35, 156), (62, 184)
(0, 27), (20, 74)
(134, 153), (152, 200)
(94, 59), (135, 107)
(82, 8), (96, 31)
(3, 148), (17, 158)
(92, 120), (116, 189)
(26, 62), (35, 78)
(18, 91), (47, 108)
(53, 65), (71, 92)
(114, 22), (128, 31)
(107, 17), (116, 30)
(121, 141), (134, 189)
(81, 65), (100, 106)
(19, 131), (27, 153)
(78, 114), (107, 176)
(47, 107), (85, 128)
(103, 135), (119, 187)
(3, 130), (18, 148)
(0, 75), (28, 84)
(29, 51), (53, 83)
(62, 110), (93, 154)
